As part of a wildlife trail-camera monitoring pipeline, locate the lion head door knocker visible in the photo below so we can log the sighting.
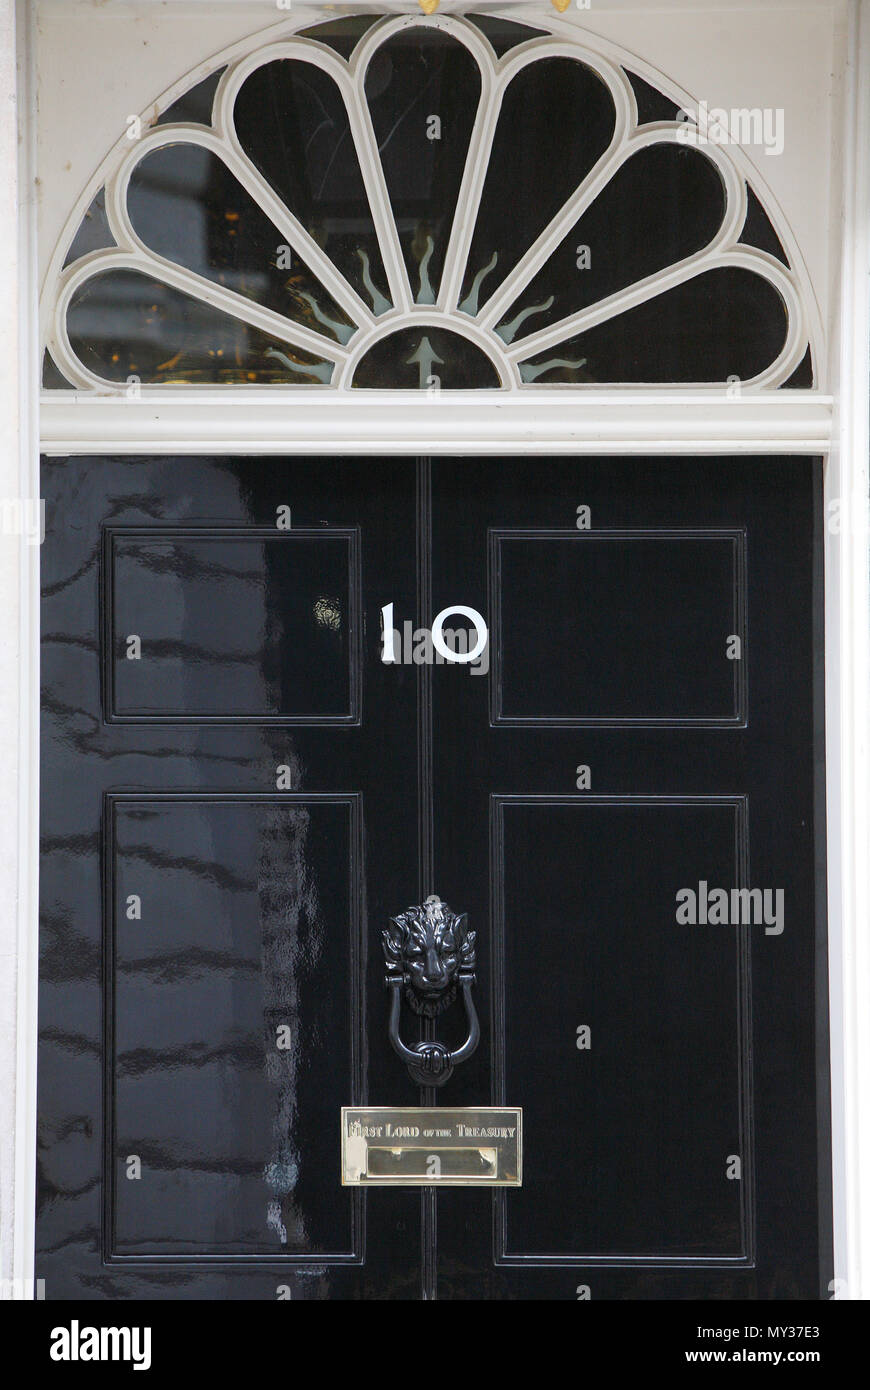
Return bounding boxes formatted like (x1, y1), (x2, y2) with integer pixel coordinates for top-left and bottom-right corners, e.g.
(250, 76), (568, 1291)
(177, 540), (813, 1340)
(382, 895), (479, 1087)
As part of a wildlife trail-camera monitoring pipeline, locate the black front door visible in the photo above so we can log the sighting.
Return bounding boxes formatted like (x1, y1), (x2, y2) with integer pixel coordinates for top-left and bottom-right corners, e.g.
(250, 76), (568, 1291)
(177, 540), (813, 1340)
(38, 454), (831, 1299)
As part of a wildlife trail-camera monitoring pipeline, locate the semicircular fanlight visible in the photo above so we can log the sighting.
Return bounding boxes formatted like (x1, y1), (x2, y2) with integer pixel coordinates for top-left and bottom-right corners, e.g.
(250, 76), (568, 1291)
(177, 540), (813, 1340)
(47, 12), (813, 392)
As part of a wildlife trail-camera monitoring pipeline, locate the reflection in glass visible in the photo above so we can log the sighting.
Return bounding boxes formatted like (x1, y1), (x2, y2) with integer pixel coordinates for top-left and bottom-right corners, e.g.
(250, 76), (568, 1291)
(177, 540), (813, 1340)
(235, 59), (392, 314)
(519, 267), (788, 383)
(68, 270), (335, 384)
(498, 143), (726, 344)
(128, 144), (355, 343)
(366, 29), (481, 303)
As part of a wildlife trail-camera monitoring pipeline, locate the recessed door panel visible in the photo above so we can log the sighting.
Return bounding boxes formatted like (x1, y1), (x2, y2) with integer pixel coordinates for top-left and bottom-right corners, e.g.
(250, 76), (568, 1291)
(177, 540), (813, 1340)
(494, 796), (747, 1262)
(108, 794), (361, 1261)
(105, 528), (359, 723)
(490, 530), (746, 725)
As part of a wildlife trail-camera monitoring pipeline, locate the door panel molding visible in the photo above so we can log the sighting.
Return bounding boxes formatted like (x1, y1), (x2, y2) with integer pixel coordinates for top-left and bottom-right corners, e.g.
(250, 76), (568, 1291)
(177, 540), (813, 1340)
(101, 525), (363, 726)
(488, 528), (748, 728)
(101, 791), (365, 1268)
(490, 793), (754, 1269)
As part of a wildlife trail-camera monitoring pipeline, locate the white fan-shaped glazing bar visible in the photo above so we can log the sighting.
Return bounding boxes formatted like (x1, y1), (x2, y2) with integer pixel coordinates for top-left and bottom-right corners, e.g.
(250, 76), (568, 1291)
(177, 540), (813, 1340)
(478, 113), (746, 336)
(103, 123), (360, 353)
(46, 12), (818, 395)
(513, 246), (806, 391)
(75, 122), (352, 353)
(216, 36), (412, 315)
(348, 11), (496, 77)
(436, 36), (635, 316)
(499, 113), (808, 388)
(498, 123), (748, 354)
(349, 15), (496, 314)
(214, 43), (392, 327)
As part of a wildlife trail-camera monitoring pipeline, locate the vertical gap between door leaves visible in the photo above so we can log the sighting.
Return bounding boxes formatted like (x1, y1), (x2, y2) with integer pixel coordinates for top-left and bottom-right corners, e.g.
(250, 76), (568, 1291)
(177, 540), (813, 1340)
(417, 456), (438, 1300)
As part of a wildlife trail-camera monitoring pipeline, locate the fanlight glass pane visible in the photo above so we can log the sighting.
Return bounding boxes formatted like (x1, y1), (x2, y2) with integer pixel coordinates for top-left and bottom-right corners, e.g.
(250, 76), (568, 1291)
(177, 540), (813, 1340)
(352, 326), (500, 388)
(156, 69), (224, 127)
(738, 187), (790, 265)
(234, 59), (392, 315)
(298, 17), (382, 59)
(518, 268), (788, 384)
(459, 58), (616, 313)
(625, 70), (683, 125)
(365, 29), (481, 304)
(67, 270), (334, 384)
(497, 143), (727, 344)
(783, 346), (813, 388)
(63, 188), (114, 268)
(127, 144), (355, 343)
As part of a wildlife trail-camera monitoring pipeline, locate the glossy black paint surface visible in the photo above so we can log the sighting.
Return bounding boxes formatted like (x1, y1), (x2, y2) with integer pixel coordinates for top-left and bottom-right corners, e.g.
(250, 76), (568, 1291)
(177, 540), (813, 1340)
(39, 455), (830, 1299)
(39, 456), (420, 1299)
(430, 457), (829, 1299)
(491, 530), (743, 722)
(110, 794), (359, 1258)
(105, 528), (357, 720)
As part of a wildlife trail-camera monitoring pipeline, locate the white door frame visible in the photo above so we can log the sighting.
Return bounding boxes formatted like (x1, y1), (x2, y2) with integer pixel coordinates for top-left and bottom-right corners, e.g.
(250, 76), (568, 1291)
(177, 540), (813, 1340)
(3, 0), (869, 1299)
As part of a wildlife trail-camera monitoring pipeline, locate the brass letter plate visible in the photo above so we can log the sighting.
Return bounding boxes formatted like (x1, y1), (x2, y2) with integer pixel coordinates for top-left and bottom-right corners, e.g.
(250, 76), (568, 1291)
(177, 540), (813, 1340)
(341, 1107), (522, 1186)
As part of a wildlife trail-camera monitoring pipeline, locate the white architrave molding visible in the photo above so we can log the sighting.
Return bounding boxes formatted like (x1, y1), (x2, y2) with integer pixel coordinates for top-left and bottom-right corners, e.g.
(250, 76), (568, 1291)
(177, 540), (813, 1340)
(42, 11), (817, 396)
(40, 390), (832, 455)
(0, 0), (20, 1304)
(827, 0), (870, 1304)
(3, 0), (39, 1303)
